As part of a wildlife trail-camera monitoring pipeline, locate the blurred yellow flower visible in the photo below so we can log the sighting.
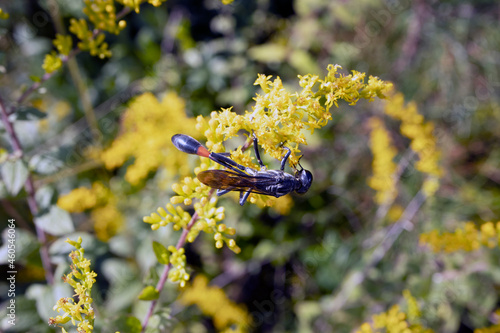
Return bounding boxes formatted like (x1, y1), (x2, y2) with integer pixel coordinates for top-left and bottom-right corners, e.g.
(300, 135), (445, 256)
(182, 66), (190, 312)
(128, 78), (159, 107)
(384, 93), (442, 186)
(180, 275), (252, 331)
(101, 92), (198, 185)
(58, 182), (124, 241)
(92, 202), (124, 241)
(0, 8), (9, 19)
(368, 117), (398, 205)
(420, 221), (500, 253)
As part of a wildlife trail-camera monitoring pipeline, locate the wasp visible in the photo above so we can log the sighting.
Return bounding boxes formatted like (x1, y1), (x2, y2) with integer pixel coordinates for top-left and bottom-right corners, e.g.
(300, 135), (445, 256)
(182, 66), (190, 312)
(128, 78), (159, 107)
(171, 134), (313, 206)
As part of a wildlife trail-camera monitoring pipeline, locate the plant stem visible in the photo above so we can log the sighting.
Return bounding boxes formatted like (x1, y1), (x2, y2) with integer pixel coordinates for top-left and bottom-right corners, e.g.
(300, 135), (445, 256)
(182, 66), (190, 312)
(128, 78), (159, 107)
(140, 211), (200, 332)
(0, 96), (54, 284)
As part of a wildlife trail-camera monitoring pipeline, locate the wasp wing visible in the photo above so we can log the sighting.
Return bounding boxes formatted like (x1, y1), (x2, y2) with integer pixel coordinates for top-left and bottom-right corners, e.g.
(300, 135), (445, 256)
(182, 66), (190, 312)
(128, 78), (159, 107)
(197, 170), (278, 195)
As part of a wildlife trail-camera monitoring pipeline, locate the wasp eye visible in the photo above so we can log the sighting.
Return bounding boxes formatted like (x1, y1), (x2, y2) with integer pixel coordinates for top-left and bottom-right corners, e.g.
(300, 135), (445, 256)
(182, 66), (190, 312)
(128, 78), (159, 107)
(296, 170), (313, 194)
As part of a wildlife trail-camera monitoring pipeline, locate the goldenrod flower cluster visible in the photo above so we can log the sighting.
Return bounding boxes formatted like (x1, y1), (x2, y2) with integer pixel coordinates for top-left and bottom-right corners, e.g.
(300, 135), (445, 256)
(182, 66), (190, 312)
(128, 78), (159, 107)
(192, 197), (240, 252)
(387, 204), (404, 223)
(403, 290), (421, 322)
(180, 275), (252, 331)
(192, 64), (393, 206)
(384, 92), (442, 196)
(144, 194), (240, 253)
(197, 65), (392, 165)
(49, 237), (97, 333)
(419, 221), (500, 253)
(58, 182), (110, 212)
(54, 34), (73, 56)
(69, 18), (112, 59)
(42, 0), (172, 74)
(58, 182), (124, 241)
(83, 0), (127, 34)
(475, 309), (500, 333)
(0, 8), (9, 19)
(42, 52), (64, 74)
(356, 290), (433, 333)
(117, 0), (168, 13)
(43, 34), (74, 73)
(101, 92), (198, 185)
(368, 117), (398, 204)
(356, 305), (433, 333)
(166, 246), (190, 288)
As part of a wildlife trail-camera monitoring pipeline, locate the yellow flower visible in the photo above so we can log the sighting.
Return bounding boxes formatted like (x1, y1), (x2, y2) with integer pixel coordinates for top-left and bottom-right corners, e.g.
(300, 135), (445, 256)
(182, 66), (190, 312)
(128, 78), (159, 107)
(368, 117), (398, 205)
(180, 275), (252, 331)
(387, 204), (404, 222)
(42, 52), (63, 74)
(420, 221), (500, 253)
(91, 201), (124, 241)
(82, 0), (126, 35)
(0, 8), (9, 19)
(101, 92), (198, 185)
(58, 182), (124, 241)
(69, 18), (112, 59)
(384, 93), (442, 179)
(53, 34), (73, 56)
(49, 238), (96, 333)
(58, 182), (110, 212)
(167, 246), (190, 288)
(356, 291), (433, 333)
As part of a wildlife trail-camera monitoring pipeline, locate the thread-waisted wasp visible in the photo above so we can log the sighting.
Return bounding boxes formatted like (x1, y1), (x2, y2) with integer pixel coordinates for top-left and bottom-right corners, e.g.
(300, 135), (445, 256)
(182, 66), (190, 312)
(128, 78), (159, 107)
(171, 134), (313, 206)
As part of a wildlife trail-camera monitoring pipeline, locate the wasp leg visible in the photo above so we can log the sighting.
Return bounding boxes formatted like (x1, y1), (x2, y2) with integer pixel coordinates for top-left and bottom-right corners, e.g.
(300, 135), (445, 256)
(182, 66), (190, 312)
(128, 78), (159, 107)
(252, 135), (266, 169)
(239, 190), (251, 206)
(216, 189), (232, 196)
(280, 147), (291, 171)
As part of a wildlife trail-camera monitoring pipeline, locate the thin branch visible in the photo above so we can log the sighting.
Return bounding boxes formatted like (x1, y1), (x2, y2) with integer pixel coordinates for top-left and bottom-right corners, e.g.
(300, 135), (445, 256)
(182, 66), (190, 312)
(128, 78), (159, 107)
(0, 95), (54, 284)
(394, 0), (428, 74)
(140, 210), (200, 332)
(324, 189), (427, 313)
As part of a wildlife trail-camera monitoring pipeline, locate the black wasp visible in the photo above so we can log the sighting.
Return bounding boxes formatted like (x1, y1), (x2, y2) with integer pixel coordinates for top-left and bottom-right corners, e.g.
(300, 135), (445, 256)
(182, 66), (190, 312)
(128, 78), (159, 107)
(171, 134), (313, 206)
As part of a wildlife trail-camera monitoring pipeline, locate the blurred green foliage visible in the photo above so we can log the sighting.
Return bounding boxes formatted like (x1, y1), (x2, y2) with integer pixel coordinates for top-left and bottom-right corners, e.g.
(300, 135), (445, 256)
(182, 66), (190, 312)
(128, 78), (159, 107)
(0, 0), (499, 332)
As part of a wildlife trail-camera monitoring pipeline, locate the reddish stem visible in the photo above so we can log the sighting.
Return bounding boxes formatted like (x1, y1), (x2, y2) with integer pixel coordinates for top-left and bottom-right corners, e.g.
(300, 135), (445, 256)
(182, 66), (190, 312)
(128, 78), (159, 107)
(0, 96), (54, 284)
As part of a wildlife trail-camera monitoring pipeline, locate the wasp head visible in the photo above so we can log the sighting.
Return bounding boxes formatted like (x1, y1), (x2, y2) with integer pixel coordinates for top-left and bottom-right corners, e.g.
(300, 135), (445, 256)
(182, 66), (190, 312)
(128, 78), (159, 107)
(294, 169), (313, 194)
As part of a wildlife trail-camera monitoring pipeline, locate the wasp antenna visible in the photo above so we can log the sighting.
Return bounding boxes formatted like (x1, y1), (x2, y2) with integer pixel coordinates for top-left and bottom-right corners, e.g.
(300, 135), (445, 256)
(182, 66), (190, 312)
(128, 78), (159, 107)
(297, 156), (304, 171)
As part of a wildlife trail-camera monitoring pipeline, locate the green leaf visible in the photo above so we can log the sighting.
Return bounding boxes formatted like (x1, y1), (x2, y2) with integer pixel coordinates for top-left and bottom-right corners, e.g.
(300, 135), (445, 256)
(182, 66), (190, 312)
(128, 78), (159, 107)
(29, 154), (63, 175)
(138, 285), (160, 301)
(1, 159), (29, 195)
(289, 49), (322, 76)
(34, 185), (55, 210)
(152, 241), (170, 265)
(0, 229), (38, 265)
(111, 315), (142, 333)
(30, 75), (41, 82)
(35, 205), (74, 236)
(248, 43), (288, 62)
(1, 295), (40, 331)
(14, 106), (47, 121)
(26, 284), (60, 321)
